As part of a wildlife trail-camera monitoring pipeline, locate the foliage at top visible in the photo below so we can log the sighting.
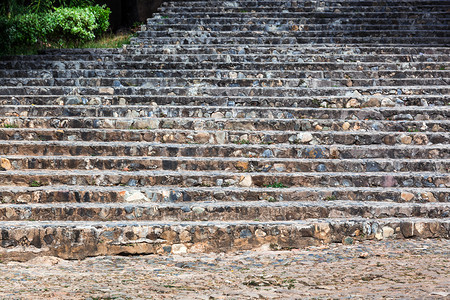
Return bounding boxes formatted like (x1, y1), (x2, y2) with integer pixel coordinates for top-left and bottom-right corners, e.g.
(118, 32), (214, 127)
(0, 0), (111, 55)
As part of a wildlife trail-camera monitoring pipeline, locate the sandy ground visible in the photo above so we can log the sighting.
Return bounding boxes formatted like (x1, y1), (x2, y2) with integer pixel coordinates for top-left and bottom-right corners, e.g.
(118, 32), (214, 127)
(0, 239), (449, 299)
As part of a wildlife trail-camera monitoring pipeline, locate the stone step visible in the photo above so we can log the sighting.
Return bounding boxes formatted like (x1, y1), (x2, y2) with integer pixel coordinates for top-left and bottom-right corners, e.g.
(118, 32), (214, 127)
(0, 201), (448, 222)
(151, 10), (449, 18)
(1, 77), (448, 88)
(0, 69), (448, 81)
(1, 185), (447, 204)
(1, 86), (448, 98)
(1, 141), (448, 159)
(0, 105), (448, 121)
(1, 169), (448, 189)
(2, 59), (447, 71)
(130, 36), (450, 46)
(162, 0), (450, 7)
(3, 94), (447, 107)
(0, 127), (448, 146)
(36, 45), (450, 56)
(2, 52), (449, 63)
(159, 5), (448, 13)
(167, 0), (448, 5)
(3, 155), (448, 173)
(137, 29), (450, 39)
(1, 114), (448, 131)
(0, 218), (448, 260)
(146, 23), (450, 32)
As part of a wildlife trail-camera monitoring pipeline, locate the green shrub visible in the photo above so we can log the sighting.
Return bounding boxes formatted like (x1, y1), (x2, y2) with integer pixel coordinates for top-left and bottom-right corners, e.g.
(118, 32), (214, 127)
(0, 5), (110, 54)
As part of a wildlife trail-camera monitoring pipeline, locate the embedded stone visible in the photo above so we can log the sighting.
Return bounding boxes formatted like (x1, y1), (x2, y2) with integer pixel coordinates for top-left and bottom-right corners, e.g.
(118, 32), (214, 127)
(381, 98), (396, 107)
(211, 112), (224, 119)
(172, 244), (188, 254)
(345, 99), (360, 108)
(413, 134), (429, 145)
(1, 158), (12, 170)
(342, 122), (350, 131)
(255, 229), (267, 237)
(238, 175), (252, 187)
(421, 192), (436, 202)
(124, 191), (149, 203)
(401, 222), (414, 238)
(235, 161), (249, 171)
(399, 135), (412, 145)
(99, 87), (114, 95)
(362, 98), (381, 107)
(382, 226), (395, 238)
(401, 192), (415, 202)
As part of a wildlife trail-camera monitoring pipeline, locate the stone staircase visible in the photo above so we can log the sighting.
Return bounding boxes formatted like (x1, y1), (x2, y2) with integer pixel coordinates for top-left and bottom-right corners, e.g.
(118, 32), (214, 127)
(0, 0), (449, 261)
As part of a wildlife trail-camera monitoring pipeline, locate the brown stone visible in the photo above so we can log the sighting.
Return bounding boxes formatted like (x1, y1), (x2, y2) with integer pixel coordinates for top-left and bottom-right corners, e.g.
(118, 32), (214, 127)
(362, 98), (381, 107)
(383, 135), (396, 145)
(1, 158), (12, 170)
(399, 135), (412, 145)
(401, 192), (415, 202)
(400, 222), (414, 238)
(421, 192), (436, 202)
(413, 134), (429, 145)
(345, 99), (360, 108)
(235, 161), (249, 171)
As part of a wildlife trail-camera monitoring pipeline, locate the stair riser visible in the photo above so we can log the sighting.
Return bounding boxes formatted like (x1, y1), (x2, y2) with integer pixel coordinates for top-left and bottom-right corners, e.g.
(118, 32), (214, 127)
(1, 188), (447, 204)
(0, 219), (448, 261)
(1, 78), (447, 88)
(0, 129), (447, 145)
(1, 87), (448, 98)
(1, 61), (446, 71)
(1, 143), (447, 159)
(2, 95), (447, 107)
(131, 36), (450, 46)
(1, 70), (448, 81)
(9, 47), (450, 58)
(0, 106), (448, 121)
(4, 157), (449, 173)
(1, 173), (448, 189)
(137, 30), (450, 39)
(1, 205), (448, 222)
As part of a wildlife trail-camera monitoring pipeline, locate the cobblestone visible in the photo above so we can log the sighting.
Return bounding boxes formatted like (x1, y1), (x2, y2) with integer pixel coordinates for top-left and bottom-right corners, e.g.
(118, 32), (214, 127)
(0, 239), (448, 299)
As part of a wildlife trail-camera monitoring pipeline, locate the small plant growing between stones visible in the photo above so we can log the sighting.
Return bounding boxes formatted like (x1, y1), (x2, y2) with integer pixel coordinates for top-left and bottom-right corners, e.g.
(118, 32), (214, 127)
(1, 124), (18, 128)
(407, 128), (420, 132)
(324, 195), (337, 201)
(265, 182), (288, 188)
(269, 243), (281, 251)
(311, 99), (321, 107)
(233, 139), (251, 145)
(29, 180), (44, 187)
(267, 197), (278, 202)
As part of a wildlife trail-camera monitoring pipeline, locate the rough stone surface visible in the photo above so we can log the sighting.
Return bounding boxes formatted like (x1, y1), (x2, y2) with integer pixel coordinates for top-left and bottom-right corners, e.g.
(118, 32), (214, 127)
(0, 0), (448, 261)
(0, 240), (448, 299)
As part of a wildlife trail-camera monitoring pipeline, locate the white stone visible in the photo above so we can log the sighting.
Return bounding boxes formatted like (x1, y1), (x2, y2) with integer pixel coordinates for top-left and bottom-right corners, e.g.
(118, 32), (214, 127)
(382, 226), (395, 238)
(238, 175), (252, 187)
(124, 191), (149, 203)
(172, 244), (188, 254)
(99, 87), (114, 95)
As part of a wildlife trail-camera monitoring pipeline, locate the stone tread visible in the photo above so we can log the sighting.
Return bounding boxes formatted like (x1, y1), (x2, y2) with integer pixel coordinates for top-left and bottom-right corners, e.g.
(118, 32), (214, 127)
(2, 95), (448, 107)
(0, 0), (449, 259)
(0, 128), (448, 146)
(2, 155), (448, 173)
(1, 140), (448, 159)
(1, 185), (448, 203)
(0, 201), (448, 222)
(34, 46), (450, 55)
(1, 170), (448, 190)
